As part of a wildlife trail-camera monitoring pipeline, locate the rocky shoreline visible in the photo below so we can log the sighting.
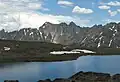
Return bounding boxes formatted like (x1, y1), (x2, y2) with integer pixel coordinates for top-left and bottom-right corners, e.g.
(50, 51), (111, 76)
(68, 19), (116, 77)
(4, 71), (120, 82)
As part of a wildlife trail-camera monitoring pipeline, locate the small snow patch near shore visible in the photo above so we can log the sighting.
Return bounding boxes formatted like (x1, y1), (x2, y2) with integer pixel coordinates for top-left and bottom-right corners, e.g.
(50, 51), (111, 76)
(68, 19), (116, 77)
(50, 51), (80, 55)
(50, 49), (96, 55)
(4, 47), (10, 51)
(72, 49), (96, 53)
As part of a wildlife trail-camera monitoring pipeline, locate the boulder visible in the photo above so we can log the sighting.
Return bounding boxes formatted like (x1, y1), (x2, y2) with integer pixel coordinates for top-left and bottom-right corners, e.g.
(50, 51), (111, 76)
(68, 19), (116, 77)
(112, 74), (120, 82)
(53, 78), (70, 82)
(38, 79), (51, 82)
(4, 80), (19, 82)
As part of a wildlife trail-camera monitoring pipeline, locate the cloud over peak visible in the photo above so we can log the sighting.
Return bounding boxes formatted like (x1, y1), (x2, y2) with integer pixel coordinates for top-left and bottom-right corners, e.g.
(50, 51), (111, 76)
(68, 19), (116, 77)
(0, 12), (91, 31)
(72, 6), (93, 14)
(0, 0), (90, 31)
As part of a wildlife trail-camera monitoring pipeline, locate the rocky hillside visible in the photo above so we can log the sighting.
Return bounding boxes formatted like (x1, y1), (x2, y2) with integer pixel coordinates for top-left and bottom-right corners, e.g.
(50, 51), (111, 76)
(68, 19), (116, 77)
(0, 22), (120, 48)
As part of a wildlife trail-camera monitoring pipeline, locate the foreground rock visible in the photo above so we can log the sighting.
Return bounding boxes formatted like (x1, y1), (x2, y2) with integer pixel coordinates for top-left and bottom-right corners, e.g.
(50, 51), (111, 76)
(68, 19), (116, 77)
(3, 71), (120, 82)
(4, 80), (19, 82)
(38, 79), (51, 82)
(38, 71), (120, 82)
(112, 74), (120, 82)
(69, 71), (111, 82)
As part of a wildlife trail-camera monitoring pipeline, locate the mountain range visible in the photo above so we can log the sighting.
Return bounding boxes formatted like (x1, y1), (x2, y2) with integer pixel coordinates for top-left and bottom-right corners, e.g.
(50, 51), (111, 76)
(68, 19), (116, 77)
(0, 22), (120, 48)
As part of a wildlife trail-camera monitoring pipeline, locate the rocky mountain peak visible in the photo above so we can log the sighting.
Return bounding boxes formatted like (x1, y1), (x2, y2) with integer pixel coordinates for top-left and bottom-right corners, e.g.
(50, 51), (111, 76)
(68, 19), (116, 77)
(44, 22), (52, 25)
(92, 24), (103, 28)
(59, 22), (68, 26)
(69, 21), (77, 27)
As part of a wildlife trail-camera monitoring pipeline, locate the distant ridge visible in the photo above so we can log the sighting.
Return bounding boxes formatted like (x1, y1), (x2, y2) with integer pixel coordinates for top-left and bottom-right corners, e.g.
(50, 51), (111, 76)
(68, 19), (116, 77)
(0, 22), (120, 48)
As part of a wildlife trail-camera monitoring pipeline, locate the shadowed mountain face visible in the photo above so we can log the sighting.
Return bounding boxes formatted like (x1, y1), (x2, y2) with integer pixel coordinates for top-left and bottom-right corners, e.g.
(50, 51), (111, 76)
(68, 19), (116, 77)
(0, 22), (120, 48)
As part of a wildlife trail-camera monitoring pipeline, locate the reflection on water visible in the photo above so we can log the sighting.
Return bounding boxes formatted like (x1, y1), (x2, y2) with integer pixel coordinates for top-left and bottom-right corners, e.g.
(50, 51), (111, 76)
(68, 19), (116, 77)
(0, 55), (120, 82)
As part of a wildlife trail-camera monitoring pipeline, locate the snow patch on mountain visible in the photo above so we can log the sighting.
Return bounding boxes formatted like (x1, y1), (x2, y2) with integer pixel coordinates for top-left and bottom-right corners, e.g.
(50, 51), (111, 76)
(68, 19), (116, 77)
(109, 39), (113, 47)
(29, 32), (33, 35)
(97, 36), (103, 48)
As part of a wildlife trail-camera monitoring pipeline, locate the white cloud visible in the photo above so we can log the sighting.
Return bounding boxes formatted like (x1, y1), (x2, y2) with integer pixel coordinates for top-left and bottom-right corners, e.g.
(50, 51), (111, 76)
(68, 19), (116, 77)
(0, 0), (90, 31)
(0, 12), (90, 31)
(108, 10), (118, 16)
(0, 0), (48, 12)
(117, 9), (120, 12)
(98, 5), (110, 10)
(28, 3), (42, 10)
(72, 6), (93, 14)
(58, 0), (74, 7)
(107, 1), (120, 6)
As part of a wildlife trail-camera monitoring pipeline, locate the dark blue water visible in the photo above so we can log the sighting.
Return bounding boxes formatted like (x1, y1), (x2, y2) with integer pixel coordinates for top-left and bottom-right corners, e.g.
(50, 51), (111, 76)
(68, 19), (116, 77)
(0, 55), (120, 82)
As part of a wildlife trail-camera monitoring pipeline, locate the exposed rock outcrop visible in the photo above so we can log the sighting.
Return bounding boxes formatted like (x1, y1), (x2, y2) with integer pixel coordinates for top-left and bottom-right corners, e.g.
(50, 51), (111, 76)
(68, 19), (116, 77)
(37, 71), (120, 82)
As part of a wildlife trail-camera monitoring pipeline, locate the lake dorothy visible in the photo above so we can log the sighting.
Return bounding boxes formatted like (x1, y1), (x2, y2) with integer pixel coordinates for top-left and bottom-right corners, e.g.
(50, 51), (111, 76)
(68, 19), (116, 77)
(0, 55), (120, 82)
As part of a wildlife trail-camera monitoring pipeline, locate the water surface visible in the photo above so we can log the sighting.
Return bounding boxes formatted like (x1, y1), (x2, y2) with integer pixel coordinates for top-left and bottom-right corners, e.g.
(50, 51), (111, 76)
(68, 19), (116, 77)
(0, 55), (120, 82)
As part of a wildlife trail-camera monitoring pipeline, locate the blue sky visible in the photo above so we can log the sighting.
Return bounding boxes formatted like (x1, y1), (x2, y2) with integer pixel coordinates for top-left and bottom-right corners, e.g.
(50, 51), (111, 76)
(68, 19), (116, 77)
(0, 0), (120, 31)
(41, 0), (120, 24)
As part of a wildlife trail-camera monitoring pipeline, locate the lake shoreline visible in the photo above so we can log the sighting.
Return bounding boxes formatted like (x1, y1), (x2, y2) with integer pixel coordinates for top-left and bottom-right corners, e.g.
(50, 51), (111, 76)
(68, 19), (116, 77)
(1, 51), (120, 62)
(1, 53), (120, 62)
(1, 55), (120, 82)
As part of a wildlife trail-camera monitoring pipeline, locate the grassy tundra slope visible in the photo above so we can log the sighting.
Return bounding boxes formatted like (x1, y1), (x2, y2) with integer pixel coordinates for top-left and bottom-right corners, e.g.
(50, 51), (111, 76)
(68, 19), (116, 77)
(0, 39), (81, 62)
(0, 39), (120, 62)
